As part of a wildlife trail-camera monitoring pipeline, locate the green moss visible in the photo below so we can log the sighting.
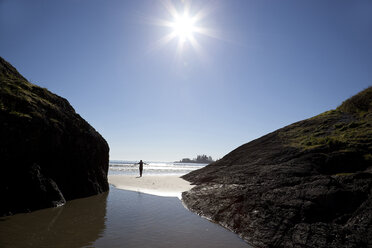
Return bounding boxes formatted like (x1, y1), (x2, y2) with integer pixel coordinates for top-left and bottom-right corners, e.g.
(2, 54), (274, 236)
(334, 172), (354, 177)
(50, 118), (60, 124)
(1, 73), (59, 119)
(334, 123), (344, 129)
(310, 110), (337, 119)
(279, 99), (372, 153)
(0, 101), (5, 111)
(298, 135), (347, 150)
(364, 154), (372, 161)
(337, 86), (372, 114)
(9, 111), (32, 119)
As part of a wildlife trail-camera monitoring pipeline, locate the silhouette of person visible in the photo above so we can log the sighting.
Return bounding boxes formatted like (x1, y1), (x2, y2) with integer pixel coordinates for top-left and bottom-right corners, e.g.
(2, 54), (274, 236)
(138, 160), (144, 177)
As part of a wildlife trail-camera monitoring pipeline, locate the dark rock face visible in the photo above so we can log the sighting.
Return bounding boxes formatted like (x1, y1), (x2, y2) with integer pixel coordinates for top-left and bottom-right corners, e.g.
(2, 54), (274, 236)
(0, 57), (109, 216)
(182, 87), (372, 247)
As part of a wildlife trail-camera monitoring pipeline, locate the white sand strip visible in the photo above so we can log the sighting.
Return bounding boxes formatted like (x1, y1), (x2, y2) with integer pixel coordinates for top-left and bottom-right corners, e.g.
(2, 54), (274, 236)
(108, 175), (194, 199)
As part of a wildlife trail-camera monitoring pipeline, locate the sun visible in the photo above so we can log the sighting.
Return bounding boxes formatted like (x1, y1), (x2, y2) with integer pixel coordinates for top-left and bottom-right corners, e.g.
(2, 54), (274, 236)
(153, 0), (218, 55)
(170, 14), (196, 43)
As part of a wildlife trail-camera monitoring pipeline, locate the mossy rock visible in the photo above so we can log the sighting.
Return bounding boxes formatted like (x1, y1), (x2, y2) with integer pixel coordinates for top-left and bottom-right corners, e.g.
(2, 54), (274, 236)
(0, 56), (110, 216)
(183, 86), (372, 248)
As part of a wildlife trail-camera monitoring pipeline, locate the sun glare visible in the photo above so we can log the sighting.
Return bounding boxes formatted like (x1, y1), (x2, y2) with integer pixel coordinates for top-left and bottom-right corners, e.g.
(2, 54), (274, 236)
(171, 14), (196, 42)
(153, 0), (218, 56)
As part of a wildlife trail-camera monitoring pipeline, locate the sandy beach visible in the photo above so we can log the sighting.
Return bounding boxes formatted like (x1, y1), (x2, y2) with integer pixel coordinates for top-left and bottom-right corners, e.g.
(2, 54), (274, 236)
(108, 175), (194, 198)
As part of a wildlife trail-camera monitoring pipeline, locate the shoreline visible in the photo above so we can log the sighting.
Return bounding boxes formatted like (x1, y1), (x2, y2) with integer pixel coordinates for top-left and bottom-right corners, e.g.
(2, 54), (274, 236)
(108, 174), (194, 199)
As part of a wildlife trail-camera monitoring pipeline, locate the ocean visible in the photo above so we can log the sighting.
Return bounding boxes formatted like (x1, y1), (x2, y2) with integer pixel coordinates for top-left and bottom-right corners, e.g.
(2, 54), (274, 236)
(109, 160), (207, 176)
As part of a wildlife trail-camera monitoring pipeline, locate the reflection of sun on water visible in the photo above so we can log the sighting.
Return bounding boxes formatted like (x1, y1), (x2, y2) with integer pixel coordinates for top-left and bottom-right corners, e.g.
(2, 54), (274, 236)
(154, 0), (218, 56)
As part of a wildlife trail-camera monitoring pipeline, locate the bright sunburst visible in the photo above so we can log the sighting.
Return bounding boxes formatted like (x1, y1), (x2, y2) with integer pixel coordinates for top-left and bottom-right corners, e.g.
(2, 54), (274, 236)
(171, 14), (196, 42)
(154, 0), (218, 56)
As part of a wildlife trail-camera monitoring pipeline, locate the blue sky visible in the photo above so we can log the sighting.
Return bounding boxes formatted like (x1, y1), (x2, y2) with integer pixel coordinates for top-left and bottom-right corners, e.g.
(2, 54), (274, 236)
(1, 0), (371, 161)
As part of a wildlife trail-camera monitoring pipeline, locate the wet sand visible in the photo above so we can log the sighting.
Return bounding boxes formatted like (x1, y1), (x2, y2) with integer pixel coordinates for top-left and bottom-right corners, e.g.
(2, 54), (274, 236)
(0, 186), (251, 248)
(108, 175), (194, 198)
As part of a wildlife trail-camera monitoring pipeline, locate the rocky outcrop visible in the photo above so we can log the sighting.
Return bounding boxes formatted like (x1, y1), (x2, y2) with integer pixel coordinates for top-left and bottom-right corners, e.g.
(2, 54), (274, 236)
(182, 87), (372, 247)
(0, 57), (109, 216)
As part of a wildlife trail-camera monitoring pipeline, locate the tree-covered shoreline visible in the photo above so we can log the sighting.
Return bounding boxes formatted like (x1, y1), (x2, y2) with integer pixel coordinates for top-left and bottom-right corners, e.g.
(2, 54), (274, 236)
(179, 155), (214, 164)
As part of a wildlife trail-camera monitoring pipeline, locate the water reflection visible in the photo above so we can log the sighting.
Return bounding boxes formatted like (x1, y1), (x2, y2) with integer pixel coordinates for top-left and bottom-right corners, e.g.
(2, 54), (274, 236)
(0, 186), (250, 248)
(0, 192), (108, 248)
(93, 187), (249, 248)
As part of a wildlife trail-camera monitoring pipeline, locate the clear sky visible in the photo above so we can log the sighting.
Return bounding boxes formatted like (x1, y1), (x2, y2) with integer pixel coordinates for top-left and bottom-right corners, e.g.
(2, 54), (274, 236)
(1, 0), (371, 161)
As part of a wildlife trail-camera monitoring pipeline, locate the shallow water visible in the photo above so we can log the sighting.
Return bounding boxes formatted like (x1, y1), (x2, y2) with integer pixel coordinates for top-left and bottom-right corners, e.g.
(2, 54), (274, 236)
(0, 186), (250, 248)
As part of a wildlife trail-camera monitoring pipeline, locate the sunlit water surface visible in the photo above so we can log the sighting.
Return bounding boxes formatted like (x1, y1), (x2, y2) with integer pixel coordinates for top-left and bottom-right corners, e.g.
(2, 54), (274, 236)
(0, 186), (250, 248)
(108, 160), (207, 176)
